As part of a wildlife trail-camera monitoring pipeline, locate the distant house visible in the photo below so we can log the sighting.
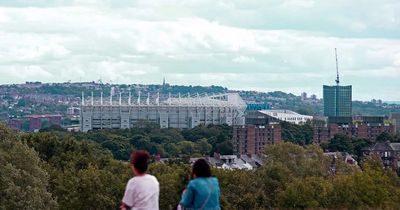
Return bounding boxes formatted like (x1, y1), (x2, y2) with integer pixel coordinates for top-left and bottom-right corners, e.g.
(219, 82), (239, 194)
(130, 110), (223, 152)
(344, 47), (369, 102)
(8, 118), (23, 130)
(204, 154), (264, 170)
(362, 141), (400, 172)
(25, 114), (62, 132)
(176, 154), (265, 170)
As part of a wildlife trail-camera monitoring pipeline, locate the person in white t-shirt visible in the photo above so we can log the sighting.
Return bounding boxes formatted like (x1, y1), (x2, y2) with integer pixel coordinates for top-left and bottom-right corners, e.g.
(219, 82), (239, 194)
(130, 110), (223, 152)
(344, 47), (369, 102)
(121, 150), (159, 210)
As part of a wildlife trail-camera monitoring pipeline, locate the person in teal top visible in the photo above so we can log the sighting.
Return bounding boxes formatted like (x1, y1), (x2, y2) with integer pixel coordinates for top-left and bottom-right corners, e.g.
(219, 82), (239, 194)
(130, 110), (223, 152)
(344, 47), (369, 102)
(180, 159), (221, 210)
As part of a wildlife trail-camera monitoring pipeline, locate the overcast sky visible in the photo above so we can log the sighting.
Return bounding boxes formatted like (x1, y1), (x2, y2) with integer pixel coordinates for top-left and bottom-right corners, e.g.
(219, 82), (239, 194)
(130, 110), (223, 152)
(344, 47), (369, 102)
(0, 0), (399, 100)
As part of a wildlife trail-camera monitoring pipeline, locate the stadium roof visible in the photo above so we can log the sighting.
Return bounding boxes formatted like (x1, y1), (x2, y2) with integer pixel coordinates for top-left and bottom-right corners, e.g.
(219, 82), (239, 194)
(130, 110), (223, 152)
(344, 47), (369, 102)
(81, 92), (246, 109)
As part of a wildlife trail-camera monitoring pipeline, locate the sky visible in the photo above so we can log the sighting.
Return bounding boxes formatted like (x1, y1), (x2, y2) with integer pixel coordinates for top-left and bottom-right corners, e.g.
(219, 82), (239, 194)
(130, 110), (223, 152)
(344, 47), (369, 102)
(0, 0), (399, 100)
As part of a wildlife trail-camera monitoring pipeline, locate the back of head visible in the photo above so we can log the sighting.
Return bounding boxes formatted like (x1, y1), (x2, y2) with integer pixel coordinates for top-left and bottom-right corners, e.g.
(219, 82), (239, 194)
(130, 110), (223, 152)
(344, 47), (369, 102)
(192, 159), (212, 178)
(130, 150), (150, 174)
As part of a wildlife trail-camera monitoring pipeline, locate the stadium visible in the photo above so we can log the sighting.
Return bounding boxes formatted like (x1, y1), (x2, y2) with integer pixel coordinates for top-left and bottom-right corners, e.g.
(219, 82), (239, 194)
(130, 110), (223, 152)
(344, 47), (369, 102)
(80, 92), (246, 132)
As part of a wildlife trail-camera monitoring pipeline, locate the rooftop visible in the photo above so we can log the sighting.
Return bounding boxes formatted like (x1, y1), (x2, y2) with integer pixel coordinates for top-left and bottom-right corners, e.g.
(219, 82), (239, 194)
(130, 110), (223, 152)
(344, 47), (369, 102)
(25, 114), (62, 118)
(81, 92), (247, 109)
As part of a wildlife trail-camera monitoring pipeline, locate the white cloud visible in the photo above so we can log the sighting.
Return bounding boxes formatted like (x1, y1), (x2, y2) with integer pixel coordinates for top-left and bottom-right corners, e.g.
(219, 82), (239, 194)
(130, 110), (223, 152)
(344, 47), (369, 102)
(282, 0), (315, 8)
(0, 1), (399, 100)
(232, 56), (256, 63)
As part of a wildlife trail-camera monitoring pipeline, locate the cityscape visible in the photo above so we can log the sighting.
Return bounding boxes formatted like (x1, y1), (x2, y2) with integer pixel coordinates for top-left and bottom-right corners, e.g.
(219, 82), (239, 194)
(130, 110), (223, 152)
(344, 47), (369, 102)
(1, 1), (400, 210)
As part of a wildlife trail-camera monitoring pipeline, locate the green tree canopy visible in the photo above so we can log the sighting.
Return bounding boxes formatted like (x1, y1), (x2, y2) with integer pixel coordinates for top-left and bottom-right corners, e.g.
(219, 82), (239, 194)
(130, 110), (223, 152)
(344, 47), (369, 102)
(0, 124), (57, 209)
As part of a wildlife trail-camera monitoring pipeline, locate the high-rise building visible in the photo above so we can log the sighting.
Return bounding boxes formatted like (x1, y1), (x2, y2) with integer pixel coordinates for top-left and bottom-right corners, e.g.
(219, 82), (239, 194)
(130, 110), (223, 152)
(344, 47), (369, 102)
(323, 48), (352, 117)
(323, 85), (352, 117)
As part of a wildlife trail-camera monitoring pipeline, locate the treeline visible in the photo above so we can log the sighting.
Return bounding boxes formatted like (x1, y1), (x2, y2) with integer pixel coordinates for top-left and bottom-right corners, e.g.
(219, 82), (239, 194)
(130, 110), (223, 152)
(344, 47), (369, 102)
(46, 121), (233, 160)
(322, 132), (400, 161)
(281, 121), (400, 160)
(11, 83), (228, 97)
(2, 124), (400, 209)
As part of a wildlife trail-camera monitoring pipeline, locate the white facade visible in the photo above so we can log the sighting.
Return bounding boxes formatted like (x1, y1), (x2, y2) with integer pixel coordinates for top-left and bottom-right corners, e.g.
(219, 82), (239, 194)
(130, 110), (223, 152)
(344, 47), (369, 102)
(259, 109), (313, 124)
(81, 93), (246, 132)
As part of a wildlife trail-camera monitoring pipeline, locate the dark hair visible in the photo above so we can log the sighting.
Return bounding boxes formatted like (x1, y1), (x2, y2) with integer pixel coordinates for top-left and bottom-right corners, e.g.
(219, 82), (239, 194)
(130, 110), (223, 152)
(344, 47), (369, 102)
(130, 150), (150, 174)
(192, 159), (212, 178)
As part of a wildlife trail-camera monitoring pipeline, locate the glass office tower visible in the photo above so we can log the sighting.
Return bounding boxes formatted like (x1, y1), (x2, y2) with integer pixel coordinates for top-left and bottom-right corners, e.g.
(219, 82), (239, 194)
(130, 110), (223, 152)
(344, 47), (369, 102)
(323, 85), (352, 117)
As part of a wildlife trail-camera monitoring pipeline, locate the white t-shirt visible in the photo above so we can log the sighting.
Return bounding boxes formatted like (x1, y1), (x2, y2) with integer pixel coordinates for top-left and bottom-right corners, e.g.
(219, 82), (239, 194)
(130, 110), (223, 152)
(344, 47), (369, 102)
(122, 174), (160, 210)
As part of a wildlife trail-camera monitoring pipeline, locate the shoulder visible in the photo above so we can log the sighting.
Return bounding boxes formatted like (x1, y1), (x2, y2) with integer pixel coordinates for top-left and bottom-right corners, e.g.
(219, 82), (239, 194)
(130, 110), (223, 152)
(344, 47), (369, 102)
(188, 177), (215, 186)
(145, 174), (159, 182)
(210, 177), (219, 183)
(211, 177), (219, 187)
(144, 174), (159, 187)
(187, 178), (201, 188)
(207, 177), (219, 187)
(127, 177), (136, 184)
(126, 177), (137, 189)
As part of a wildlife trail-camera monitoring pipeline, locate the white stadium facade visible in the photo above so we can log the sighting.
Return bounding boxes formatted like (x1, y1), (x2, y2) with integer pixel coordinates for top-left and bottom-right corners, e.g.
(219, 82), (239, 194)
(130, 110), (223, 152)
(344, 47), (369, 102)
(80, 92), (246, 132)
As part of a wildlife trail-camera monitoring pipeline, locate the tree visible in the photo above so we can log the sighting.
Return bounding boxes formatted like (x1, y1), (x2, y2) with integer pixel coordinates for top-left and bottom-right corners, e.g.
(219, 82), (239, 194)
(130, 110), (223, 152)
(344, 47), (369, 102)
(195, 138), (212, 155)
(16, 99), (27, 107)
(324, 134), (354, 153)
(51, 165), (126, 210)
(352, 138), (373, 160)
(214, 141), (233, 155)
(263, 143), (334, 178)
(376, 132), (395, 142)
(2, 123), (400, 210)
(328, 156), (400, 209)
(177, 141), (195, 155)
(20, 126), (131, 210)
(213, 168), (266, 209)
(280, 121), (313, 145)
(0, 124), (57, 209)
(277, 177), (333, 208)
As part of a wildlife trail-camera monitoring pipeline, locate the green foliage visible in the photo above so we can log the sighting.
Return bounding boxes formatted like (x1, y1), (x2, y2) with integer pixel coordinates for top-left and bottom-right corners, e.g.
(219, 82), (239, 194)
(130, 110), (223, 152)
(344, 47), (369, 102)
(323, 134), (354, 153)
(0, 124), (57, 210)
(266, 143), (400, 209)
(2, 125), (400, 210)
(74, 123), (232, 159)
(280, 121), (313, 145)
(16, 99), (26, 107)
(40, 124), (67, 132)
(263, 143), (334, 178)
(376, 132), (400, 142)
(322, 134), (375, 160)
(277, 177), (333, 208)
(21, 130), (131, 210)
(213, 168), (266, 209)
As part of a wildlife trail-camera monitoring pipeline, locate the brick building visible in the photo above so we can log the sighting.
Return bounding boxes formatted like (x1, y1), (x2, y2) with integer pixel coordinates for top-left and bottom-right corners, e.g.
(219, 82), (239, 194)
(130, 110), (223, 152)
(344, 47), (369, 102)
(8, 118), (23, 130)
(314, 122), (395, 144)
(362, 142), (400, 172)
(233, 124), (282, 155)
(390, 113), (400, 134)
(26, 114), (62, 131)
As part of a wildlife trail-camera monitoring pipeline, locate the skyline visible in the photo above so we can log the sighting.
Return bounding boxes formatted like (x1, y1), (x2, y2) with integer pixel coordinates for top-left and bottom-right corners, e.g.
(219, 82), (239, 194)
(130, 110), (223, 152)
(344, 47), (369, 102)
(0, 0), (399, 100)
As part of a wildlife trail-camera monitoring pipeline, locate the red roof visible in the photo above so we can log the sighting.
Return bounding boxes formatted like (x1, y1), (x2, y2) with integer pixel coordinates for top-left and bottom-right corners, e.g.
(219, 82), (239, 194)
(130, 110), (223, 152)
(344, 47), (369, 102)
(25, 114), (62, 118)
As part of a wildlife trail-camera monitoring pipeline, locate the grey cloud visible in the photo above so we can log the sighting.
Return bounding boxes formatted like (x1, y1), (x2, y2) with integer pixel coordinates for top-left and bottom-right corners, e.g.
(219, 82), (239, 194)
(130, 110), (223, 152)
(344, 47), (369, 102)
(0, 1), (399, 100)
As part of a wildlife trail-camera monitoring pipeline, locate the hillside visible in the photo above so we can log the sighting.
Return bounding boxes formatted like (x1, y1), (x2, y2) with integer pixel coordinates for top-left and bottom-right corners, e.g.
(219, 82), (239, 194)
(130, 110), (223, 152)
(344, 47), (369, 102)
(1, 82), (399, 122)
